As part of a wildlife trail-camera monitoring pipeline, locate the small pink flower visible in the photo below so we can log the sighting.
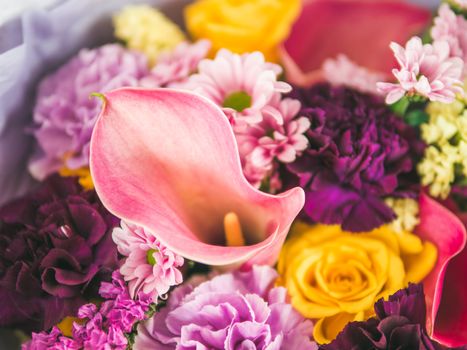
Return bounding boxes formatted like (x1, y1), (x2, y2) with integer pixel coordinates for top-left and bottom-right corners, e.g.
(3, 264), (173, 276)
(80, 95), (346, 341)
(377, 37), (464, 104)
(112, 221), (184, 301)
(431, 4), (467, 77)
(140, 40), (211, 87)
(322, 54), (386, 95)
(236, 98), (310, 189)
(182, 49), (291, 125)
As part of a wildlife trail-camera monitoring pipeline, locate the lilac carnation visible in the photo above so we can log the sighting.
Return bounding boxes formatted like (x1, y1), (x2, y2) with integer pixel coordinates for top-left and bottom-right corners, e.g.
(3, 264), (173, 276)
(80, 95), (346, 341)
(134, 265), (317, 350)
(28, 44), (150, 180)
(0, 175), (118, 332)
(287, 84), (422, 232)
(321, 284), (464, 350)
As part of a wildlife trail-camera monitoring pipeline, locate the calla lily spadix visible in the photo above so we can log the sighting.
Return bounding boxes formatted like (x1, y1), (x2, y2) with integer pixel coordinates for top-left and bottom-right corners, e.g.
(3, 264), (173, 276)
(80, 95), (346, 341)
(89, 88), (305, 267)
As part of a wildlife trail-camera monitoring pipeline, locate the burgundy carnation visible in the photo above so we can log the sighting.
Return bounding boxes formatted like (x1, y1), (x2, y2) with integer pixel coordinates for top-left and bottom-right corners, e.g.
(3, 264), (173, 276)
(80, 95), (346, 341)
(287, 83), (423, 232)
(0, 175), (118, 332)
(321, 284), (464, 350)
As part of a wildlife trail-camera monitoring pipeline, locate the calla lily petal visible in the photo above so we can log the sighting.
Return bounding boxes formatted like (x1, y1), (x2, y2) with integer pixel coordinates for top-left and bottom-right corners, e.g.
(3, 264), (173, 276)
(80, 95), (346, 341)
(281, 0), (431, 86)
(416, 193), (467, 347)
(90, 88), (304, 267)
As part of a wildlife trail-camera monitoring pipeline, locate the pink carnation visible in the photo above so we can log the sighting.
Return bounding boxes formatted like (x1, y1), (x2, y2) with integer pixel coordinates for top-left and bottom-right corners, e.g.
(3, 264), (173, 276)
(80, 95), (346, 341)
(141, 40), (211, 88)
(431, 3), (467, 77)
(323, 54), (386, 95)
(182, 49), (291, 126)
(112, 221), (184, 301)
(377, 37), (464, 104)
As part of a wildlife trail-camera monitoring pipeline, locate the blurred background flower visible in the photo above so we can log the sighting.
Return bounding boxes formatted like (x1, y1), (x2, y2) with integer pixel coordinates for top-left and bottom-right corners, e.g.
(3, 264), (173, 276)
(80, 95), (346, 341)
(113, 4), (186, 66)
(184, 0), (301, 61)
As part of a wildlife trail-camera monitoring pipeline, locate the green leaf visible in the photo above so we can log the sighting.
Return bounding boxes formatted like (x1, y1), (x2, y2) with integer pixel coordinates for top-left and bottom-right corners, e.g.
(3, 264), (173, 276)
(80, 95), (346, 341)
(390, 96), (410, 116)
(404, 110), (429, 126)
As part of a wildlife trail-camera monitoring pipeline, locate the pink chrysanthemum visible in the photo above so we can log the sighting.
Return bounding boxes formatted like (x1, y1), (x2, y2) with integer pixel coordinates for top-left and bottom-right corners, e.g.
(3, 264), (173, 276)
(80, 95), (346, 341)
(182, 49), (291, 126)
(112, 221), (184, 301)
(236, 97), (310, 190)
(431, 4), (467, 77)
(323, 54), (386, 95)
(141, 40), (211, 88)
(377, 37), (464, 104)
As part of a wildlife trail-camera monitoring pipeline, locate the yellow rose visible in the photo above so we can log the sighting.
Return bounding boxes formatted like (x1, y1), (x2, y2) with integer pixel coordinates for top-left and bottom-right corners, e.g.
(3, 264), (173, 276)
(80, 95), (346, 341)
(277, 222), (437, 344)
(184, 0), (301, 61)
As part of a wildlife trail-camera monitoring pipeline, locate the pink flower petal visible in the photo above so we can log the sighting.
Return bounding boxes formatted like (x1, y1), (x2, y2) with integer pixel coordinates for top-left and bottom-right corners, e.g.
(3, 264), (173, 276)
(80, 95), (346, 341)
(281, 0), (431, 86)
(90, 88), (304, 267)
(416, 193), (467, 347)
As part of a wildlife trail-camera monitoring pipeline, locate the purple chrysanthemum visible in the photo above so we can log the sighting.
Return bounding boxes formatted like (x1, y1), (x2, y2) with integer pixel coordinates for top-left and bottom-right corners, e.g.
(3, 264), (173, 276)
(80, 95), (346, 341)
(134, 265), (317, 350)
(321, 284), (464, 350)
(0, 175), (118, 332)
(28, 44), (150, 180)
(287, 83), (423, 232)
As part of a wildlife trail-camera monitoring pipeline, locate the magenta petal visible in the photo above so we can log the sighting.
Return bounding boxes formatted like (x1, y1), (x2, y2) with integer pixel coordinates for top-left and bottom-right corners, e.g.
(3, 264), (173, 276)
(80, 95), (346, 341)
(281, 0), (431, 86)
(416, 193), (467, 347)
(90, 88), (304, 267)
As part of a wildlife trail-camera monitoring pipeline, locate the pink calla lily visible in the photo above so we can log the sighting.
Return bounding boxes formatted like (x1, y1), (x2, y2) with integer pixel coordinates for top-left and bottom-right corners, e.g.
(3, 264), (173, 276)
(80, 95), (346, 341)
(417, 193), (467, 347)
(281, 0), (431, 86)
(89, 88), (305, 267)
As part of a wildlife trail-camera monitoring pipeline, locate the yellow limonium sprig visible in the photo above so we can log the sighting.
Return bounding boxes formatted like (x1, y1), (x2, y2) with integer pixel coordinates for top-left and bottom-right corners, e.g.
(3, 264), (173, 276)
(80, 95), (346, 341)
(113, 5), (186, 66)
(384, 197), (420, 233)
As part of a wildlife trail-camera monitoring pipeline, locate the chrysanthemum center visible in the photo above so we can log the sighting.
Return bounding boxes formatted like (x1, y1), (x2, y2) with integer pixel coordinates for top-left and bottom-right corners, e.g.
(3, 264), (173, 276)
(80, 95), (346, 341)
(223, 91), (252, 112)
(146, 248), (159, 266)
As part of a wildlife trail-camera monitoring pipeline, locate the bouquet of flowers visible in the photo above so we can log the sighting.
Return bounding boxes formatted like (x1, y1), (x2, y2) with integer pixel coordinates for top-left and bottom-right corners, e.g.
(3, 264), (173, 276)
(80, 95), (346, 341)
(1, 0), (467, 349)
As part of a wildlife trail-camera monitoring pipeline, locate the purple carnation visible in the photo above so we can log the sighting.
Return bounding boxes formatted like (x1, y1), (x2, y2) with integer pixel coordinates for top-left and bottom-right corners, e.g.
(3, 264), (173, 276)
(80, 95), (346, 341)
(28, 44), (150, 180)
(288, 83), (423, 232)
(0, 175), (118, 332)
(321, 284), (464, 350)
(134, 265), (317, 350)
